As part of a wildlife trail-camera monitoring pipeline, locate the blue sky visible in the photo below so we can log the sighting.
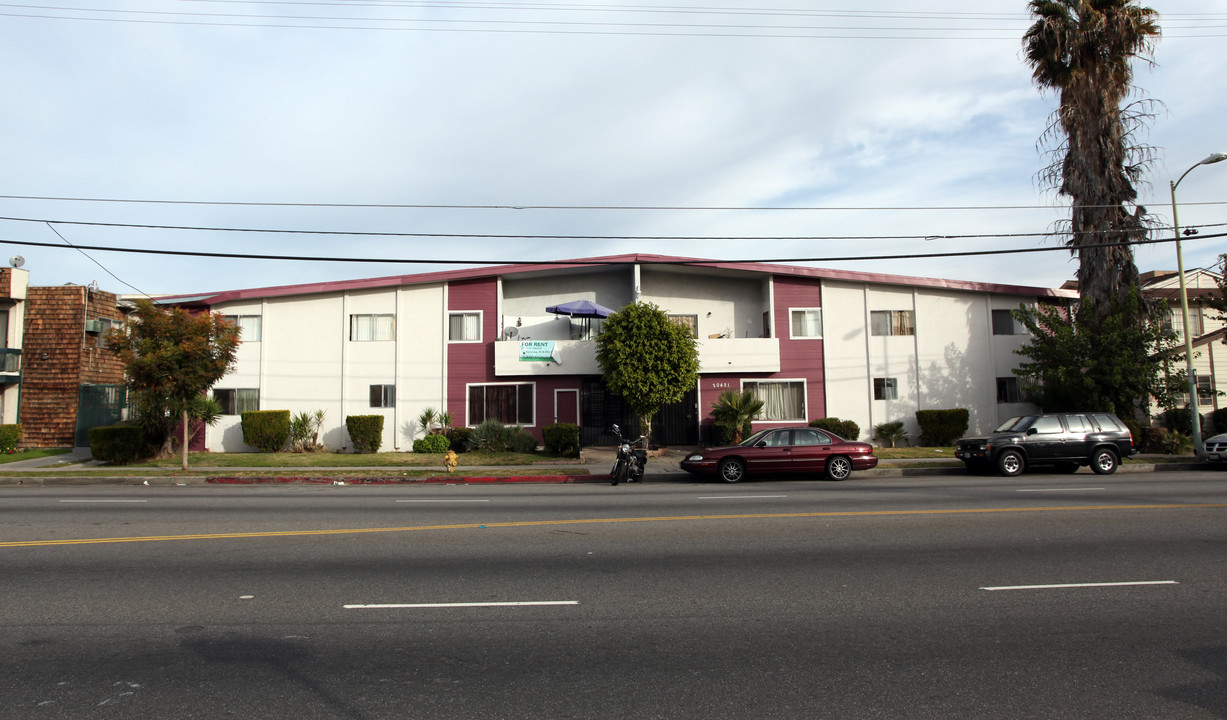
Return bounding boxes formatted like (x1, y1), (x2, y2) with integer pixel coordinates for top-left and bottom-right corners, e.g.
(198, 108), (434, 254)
(1, 1), (1224, 297)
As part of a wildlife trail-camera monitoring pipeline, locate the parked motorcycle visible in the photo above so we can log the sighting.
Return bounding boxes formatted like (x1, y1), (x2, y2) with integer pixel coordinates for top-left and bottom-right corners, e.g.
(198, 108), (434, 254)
(609, 424), (647, 486)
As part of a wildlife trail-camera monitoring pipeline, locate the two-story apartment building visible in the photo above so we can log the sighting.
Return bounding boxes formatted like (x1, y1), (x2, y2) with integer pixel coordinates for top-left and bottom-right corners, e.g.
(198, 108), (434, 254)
(159, 254), (1074, 452)
(1140, 268), (1225, 421)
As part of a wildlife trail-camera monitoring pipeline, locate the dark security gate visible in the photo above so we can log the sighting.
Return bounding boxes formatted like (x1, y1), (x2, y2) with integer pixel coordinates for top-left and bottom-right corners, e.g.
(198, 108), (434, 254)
(580, 379), (697, 447)
(76, 384), (126, 447)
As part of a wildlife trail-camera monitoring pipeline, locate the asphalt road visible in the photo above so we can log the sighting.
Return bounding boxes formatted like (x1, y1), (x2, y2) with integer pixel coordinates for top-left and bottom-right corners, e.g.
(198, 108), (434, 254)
(2, 470), (1225, 719)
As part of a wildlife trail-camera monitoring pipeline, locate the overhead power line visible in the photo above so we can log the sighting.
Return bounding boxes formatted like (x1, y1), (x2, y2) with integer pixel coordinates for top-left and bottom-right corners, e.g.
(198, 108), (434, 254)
(3, 213), (1222, 240)
(2, 231), (1219, 267)
(3, 194), (1224, 212)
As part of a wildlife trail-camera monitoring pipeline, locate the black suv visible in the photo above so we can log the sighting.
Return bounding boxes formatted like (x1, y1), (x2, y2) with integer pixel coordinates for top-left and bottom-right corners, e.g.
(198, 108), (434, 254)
(955, 412), (1135, 476)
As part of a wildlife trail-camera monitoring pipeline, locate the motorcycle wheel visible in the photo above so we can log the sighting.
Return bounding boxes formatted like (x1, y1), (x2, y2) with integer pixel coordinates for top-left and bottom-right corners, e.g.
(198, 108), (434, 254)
(610, 460), (625, 486)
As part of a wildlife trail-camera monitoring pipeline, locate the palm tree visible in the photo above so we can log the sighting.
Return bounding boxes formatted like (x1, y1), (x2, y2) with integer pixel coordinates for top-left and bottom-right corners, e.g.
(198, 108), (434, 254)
(710, 389), (764, 445)
(1023, 0), (1160, 322)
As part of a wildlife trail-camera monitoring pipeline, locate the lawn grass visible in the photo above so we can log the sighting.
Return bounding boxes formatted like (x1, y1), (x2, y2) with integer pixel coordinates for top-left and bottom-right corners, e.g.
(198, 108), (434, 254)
(0, 448), (71, 464)
(132, 450), (568, 469)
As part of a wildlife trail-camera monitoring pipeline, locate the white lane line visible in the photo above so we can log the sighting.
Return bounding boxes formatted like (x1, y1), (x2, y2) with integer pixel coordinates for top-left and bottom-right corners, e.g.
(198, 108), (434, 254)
(59, 500), (149, 503)
(393, 499), (490, 504)
(980, 581), (1178, 591)
(698, 495), (787, 500)
(1016, 488), (1105, 492)
(344, 601), (579, 609)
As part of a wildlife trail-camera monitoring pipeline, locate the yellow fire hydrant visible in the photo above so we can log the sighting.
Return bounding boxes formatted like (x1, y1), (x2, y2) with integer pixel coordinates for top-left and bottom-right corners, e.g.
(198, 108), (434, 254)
(444, 449), (458, 473)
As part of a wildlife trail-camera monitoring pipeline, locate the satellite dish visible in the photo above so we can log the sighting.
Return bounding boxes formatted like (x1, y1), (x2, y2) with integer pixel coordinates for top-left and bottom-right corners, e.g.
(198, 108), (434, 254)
(9, 255), (24, 268)
(504, 327), (519, 339)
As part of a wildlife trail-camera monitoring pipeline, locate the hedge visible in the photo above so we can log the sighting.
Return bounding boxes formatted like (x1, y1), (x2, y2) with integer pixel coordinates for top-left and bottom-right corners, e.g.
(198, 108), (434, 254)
(241, 410), (291, 452)
(542, 423), (580, 457)
(914, 409), (969, 446)
(413, 434), (450, 453)
(809, 417), (860, 442)
(0, 424), (19, 453)
(88, 424), (145, 465)
(346, 415), (384, 453)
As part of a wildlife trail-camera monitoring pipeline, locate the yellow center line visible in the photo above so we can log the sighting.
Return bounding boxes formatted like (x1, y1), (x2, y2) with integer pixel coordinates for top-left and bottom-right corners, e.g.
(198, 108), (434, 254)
(2, 503), (1224, 548)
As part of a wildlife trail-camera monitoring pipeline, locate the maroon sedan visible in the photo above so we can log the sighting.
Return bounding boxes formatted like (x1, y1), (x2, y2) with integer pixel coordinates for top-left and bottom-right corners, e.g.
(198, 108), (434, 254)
(680, 426), (878, 482)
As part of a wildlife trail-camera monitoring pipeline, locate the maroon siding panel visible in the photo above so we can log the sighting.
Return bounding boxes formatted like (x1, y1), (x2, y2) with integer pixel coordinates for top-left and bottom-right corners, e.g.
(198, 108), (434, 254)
(773, 276), (827, 422)
(446, 279), (499, 426)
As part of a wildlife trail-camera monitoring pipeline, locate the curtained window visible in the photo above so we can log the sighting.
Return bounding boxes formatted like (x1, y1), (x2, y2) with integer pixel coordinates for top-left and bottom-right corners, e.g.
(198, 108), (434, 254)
(214, 388), (260, 415)
(870, 310), (915, 336)
(789, 309), (822, 339)
(350, 314), (395, 342)
(744, 380), (806, 421)
(224, 314), (262, 342)
(448, 312), (481, 342)
(469, 383), (534, 425)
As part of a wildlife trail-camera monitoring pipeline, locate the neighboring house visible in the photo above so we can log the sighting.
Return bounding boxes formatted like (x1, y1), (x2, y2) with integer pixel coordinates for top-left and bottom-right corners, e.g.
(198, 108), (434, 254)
(19, 279), (127, 447)
(157, 254), (1074, 452)
(1139, 268), (1225, 420)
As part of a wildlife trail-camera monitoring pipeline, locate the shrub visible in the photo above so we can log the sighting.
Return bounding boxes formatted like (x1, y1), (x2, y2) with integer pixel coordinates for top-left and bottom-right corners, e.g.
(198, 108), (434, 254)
(346, 415), (384, 453)
(288, 410), (326, 452)
(542, 423), (580, 457)
(241, 410), (291, 452)
(445, 426), (471, 453)
(1211, 407), (1227, 435)
(413, 434), (450, 453)
(1155, 428), (1188, 455)
(914, 409), (969, 446)
(810, 417), (860, 442)
(1160, 407), (1204, 436)
(508, 427), (538, 453)
(88, 424), (145, 465)
(0, 424), (19, 453)
(467, 419), (512, 452)
(873, 421), (907, 448)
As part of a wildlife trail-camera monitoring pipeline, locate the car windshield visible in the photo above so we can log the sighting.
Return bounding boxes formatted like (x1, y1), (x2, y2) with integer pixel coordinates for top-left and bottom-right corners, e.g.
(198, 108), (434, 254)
(738, 430), (773, 447)
(993, 416), (1035, 433)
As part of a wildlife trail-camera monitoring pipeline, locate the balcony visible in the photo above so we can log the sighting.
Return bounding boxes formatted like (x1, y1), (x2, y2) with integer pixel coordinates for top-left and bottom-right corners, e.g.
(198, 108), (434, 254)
(493, 337), (780, 377)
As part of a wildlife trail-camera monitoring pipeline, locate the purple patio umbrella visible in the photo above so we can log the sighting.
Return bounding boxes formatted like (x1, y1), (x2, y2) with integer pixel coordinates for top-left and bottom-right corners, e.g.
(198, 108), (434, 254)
(545, 299), (615, 318)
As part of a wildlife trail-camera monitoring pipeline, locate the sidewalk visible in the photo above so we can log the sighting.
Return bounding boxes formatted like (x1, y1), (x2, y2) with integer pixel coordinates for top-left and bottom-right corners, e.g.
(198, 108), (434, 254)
(0, 446), (1209, 486)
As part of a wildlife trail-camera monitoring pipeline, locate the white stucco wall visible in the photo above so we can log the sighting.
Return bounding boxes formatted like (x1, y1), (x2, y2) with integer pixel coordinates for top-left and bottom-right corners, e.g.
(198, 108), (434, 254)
(640, 268), (766, 339)
(822, 280), (1039, 444)
(208, 284), (446, 452)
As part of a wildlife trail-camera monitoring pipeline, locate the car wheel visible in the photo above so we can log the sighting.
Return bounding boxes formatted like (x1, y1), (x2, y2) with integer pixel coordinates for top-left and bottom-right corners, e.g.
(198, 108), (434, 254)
(825, 455), (853, 481)
(718, 458), (745, 483)
(1090, 448), (1118, 475)
(997, 450), (1025, 477)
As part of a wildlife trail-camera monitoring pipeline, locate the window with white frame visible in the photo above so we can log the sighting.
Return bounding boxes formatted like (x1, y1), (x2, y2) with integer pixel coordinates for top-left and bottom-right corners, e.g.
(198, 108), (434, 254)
(224, 314), (262, 342)
(744, 380), (806, 421)
(449, 312), (482, 342)
(991, 309), (1025, 335)
(469, 383), (533, 425)
(369, 384), (395, 408)
(214, 388), (260, 415)
(1162, 309), (1203, 339)
(667, 314), (698, 338)
(350, 314), (395, 342)
(873, 377), (898, 401)
(870, 310), (915, 336)
(789, 308), (823, 339)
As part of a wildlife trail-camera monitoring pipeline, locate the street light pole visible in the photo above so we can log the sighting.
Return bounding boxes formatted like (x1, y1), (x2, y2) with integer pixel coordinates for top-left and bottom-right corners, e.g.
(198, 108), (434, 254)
(1170, 152), (1227, 459)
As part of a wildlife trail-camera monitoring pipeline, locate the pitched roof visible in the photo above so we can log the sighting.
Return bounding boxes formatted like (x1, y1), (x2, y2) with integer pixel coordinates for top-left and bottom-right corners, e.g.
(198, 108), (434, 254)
(153, 253), (1077, 307)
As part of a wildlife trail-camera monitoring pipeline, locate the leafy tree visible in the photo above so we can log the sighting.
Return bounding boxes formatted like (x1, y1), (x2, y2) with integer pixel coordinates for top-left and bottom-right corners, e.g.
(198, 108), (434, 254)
(595, 302), (700, 445)
(710, 389), (763, 444)
(1023, 0), (1160, 323)
(1011, 290), (1180, 418)
(106, 299), (241, 470)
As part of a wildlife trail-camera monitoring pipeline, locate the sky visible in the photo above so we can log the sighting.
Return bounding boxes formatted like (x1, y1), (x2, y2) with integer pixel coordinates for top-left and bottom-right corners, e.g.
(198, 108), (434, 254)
(2, 1), (1225, 298)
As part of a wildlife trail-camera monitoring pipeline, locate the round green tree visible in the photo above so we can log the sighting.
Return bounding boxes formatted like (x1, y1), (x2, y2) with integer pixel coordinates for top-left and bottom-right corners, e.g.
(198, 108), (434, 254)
(595, 302), (700, 445)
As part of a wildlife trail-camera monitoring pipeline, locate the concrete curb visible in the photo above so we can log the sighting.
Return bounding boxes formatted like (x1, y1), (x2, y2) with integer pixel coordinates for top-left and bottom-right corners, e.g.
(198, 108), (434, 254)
(0, 461), (1212, 486)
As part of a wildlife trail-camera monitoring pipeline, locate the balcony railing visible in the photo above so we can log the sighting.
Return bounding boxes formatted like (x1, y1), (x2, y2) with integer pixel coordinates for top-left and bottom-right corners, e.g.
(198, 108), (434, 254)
(494, 337), (780, 376)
